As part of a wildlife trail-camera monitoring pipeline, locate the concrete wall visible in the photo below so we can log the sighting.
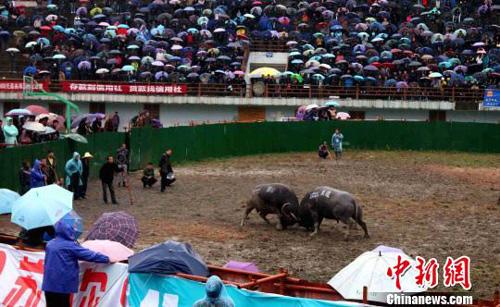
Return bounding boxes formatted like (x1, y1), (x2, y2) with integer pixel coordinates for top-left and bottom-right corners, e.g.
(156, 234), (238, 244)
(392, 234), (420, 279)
(160, 104), (238, 126)
(363, 109), (430, 121)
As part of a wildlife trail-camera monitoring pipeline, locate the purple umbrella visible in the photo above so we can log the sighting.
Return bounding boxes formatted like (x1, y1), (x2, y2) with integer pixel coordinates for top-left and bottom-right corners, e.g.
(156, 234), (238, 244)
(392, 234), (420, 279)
(224, 261), (259, 273)
(85, 211), (139, 248)
(77, 61), (92, 70)
(155, 71), (168, 80)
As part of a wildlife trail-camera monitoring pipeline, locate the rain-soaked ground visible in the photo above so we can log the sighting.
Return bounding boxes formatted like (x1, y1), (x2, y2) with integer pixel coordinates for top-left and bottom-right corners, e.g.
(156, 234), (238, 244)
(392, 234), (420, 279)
(1, 150), (499, 299)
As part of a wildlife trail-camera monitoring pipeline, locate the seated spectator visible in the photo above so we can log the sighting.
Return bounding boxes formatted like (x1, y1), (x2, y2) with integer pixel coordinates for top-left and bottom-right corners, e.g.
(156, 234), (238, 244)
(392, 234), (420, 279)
(318, 141), (331, 160)
(141, 162), (157, 188)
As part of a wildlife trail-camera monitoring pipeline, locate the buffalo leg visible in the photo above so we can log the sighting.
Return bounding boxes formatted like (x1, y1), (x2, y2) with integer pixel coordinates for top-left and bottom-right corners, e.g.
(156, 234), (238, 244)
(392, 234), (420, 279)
(356, 218), (370, 238)
(240, 206), (254, 227)
(310, 212), (321, 236)
(259, 212), (272, 225)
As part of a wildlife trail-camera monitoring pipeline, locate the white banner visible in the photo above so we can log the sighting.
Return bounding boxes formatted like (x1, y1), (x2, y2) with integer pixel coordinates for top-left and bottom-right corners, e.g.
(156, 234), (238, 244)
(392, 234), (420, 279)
(0, 243), (128, 307)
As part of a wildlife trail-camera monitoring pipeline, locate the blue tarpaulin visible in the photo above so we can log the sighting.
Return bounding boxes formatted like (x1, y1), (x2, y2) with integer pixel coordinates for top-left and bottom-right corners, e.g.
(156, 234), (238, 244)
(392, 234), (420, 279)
(128, 274), (362, 307)
(128, 241), (209, 276)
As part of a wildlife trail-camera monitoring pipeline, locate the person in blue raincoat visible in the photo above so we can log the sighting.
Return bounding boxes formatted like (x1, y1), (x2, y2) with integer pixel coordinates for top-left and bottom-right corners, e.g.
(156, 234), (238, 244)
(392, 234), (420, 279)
(30, 159), (46, 188)
(42, 220), (110, 307)
(193, 275), (235, 307)
(331, 128), (344, 160)
(2, 117), (18, 147)
(65, 152), (82, 199)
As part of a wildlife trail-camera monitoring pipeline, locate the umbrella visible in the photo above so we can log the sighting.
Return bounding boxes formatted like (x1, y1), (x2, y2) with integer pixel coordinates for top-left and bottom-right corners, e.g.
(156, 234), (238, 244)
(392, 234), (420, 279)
(128, 240), (209, 276)
(26, 105), (49, 115)
(6, 109), (33, 116)
(62, 133), (88, 144)
(429, 72), (443, 78)
(336, 112), (351, 120)
(86, 211), (139, 248)
(96, 68), (110, 74)
(23, 121), (46, 132)
(224, 261), (259, 273)
(121, 65), (135, 72)
(0, 189), (20, 214)
(325, 101), (340, 107)
(6, 48), (20, 53)
(328, 246), (427, 303)
(249, 67), (280, 78)
(82, 240), (134, 262)
(11, 185), (73, 230)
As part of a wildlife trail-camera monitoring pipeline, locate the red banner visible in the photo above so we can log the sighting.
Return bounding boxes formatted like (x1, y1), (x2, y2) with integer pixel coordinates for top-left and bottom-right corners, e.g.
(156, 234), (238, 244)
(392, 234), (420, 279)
(61, 81), (187, 95)
(0, 81), (48, 92)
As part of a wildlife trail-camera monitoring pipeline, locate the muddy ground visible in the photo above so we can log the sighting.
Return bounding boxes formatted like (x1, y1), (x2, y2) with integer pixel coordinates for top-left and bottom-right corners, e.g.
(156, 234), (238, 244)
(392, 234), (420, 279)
(1, 150), (499, 299)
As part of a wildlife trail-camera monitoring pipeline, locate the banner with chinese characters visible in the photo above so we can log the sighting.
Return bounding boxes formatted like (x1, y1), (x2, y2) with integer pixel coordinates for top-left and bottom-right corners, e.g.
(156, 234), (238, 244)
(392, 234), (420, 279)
(0, 80), (48, 92)
(61, 81), (187, 95)
(0, 243), (128, 307)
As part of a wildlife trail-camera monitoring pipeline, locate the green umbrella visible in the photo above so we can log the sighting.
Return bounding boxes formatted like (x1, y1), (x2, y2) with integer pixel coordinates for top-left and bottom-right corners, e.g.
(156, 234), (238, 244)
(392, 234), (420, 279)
(290, 73), (303, 83)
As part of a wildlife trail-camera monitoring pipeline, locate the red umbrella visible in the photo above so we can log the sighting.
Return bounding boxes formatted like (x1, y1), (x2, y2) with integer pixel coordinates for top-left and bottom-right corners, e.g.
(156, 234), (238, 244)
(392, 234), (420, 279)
(25, 105), (49, 115)
(40, 26), (52, 31)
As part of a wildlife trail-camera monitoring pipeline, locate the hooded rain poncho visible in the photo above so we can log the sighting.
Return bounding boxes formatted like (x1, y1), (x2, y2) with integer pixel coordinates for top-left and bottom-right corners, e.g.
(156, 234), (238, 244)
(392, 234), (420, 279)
(30, 159), (45, 188)
(65, 152), (83, 187)
(193, 275), (235, 307)
(42, 220), (109, 294)
(2, 118), (18, 145)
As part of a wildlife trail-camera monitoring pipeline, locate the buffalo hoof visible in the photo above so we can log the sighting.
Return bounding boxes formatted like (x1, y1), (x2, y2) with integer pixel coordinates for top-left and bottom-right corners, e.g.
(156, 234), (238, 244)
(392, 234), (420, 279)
(276, 223), (283, 231)
(309, 231), (318, 237)
(364, 234), (370, 239)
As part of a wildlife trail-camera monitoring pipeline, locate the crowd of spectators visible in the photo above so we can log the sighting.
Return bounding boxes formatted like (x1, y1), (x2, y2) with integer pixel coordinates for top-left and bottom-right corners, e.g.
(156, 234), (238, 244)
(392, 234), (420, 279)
(0, 0), (497, 89)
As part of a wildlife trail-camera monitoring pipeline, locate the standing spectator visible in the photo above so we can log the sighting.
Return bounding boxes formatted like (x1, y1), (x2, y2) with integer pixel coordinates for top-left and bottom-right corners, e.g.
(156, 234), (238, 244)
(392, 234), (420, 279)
(331, 128), (344, 160)
(104, 115), (114, 132)
(65, 152), (82, 199)
(80, 152), (93, 199)
(30, 159), (46, 188)
(46, 151), (59, 185)
(3, 117), (18, 147)
(19, 161), (31, 195)
(112, 112), (120, 131)
(116, 144), (129, 187)
(141, 162), (157, 188)
(99, 155), (122, 204)
(159, 149), (175, 192)
(42, 221), (110, 307)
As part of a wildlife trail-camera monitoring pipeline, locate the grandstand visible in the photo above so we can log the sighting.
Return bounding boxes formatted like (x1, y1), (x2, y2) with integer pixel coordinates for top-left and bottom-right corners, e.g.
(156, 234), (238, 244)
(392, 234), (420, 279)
(0, 0), (498, 127)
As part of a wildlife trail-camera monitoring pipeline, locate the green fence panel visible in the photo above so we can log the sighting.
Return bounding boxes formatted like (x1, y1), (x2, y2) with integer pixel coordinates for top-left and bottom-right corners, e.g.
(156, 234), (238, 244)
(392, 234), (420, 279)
(0, 140), (70, 191)
(129, 121), (500, 171)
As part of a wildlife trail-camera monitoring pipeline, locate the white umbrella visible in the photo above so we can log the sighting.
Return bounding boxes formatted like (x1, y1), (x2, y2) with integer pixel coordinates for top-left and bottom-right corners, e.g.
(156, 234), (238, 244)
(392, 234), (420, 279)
(336, 112), (351, 120)
(328, 246), (427, 303)
(23, 121), (46, 132)
(35, 112), (59, 122)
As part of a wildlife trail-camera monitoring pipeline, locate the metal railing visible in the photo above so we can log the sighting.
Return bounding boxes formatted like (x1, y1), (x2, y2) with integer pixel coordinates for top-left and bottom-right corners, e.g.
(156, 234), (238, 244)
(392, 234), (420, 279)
(0, 79), (485, 103)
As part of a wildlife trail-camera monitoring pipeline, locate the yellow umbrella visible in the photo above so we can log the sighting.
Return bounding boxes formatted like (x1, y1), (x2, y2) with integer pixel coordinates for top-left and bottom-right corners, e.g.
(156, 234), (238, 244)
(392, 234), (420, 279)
(250, 67), (281, 78)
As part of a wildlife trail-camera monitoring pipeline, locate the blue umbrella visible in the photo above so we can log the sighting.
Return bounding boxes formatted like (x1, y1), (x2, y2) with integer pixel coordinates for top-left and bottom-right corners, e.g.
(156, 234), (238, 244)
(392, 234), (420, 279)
(0, 189), (20, 214)
(128, 240), (209, 276)
(58, 210), (83, 240)
(11, 184), (73, 230)
(23, 65), (37, 76)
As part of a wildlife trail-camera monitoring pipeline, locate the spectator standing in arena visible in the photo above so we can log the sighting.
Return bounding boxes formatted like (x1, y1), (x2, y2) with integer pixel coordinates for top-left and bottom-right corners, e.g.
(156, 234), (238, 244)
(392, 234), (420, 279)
(19, 161), (31, 194)
(318, 141), (331, 159)
(99, 155), (122, 204)
(116, 144), (129, 187)
(65, 152), (82, 199)
(159, 149), (175, 192)
(46, 151), (59, 185)
(81, 152), (93, 199)
(331, 129), (344, 160)
(112, 112), (120, 132)
(141, 162), (157, 188)
(31, 159), (46, 188)
(3, 117), (18, 147)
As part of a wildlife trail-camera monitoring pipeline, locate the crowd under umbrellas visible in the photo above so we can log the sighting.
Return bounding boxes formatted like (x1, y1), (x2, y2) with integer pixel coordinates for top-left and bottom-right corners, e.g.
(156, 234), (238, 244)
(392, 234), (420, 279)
(0, 0), (496, 88)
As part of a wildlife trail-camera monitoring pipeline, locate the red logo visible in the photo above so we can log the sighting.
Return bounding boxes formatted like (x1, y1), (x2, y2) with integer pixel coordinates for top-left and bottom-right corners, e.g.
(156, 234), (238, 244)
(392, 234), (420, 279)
(387, 255), (411, 290)
(443, 256), (471, 290)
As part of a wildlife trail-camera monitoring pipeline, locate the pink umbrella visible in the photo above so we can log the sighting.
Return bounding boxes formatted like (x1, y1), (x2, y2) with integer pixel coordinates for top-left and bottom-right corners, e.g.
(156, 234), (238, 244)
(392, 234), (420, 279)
(81, 240), (134, 262)
(25, 105), (49, 115)
(336, 112), (351, 120)
(224, 261), (259, 273)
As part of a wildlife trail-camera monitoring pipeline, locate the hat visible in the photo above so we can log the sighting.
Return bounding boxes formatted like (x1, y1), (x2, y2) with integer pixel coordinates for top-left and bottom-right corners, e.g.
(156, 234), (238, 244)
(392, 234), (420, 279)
(82, 152), (93, 158)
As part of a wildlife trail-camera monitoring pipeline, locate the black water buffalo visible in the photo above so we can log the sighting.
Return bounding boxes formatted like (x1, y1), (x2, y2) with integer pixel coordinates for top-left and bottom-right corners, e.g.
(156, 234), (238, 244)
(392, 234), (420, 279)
(240, 183), (299, 230)
(295, 186), (369, 239)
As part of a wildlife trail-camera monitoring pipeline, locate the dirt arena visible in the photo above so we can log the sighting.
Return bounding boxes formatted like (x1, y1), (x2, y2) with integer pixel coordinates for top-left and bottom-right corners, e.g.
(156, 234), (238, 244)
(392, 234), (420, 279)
(1, 150), (499, 299)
